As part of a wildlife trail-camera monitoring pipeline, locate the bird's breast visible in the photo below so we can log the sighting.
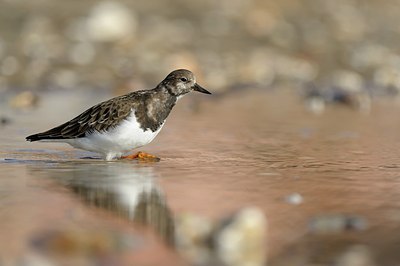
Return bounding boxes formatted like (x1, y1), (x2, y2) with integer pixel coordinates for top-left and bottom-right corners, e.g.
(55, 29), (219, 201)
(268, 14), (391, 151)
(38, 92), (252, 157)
(112, 112), (164, 148)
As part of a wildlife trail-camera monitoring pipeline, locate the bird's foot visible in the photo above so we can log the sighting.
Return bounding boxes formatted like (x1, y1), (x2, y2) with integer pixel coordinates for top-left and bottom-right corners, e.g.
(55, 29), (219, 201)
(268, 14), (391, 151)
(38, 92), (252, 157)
(121, 151), (160, 162)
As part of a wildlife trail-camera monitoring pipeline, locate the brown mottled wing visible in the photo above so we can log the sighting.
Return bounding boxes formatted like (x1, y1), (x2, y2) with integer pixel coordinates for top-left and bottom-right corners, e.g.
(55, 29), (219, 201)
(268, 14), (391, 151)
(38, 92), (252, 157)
(26, 95), (134, 141)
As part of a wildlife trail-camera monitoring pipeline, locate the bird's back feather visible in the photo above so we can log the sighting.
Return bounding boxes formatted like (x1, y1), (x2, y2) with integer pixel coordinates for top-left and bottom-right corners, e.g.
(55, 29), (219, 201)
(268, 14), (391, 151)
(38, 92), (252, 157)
(26, 94), (136, 141)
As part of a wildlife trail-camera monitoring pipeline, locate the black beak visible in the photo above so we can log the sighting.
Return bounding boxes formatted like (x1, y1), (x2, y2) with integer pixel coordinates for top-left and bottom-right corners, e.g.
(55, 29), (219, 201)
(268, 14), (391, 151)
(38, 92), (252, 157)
(193, 83), (212, 94)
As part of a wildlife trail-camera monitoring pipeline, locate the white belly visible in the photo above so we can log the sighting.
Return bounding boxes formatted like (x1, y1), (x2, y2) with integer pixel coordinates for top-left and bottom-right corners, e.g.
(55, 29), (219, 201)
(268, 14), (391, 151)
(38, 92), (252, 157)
(65, 112), (164, 160)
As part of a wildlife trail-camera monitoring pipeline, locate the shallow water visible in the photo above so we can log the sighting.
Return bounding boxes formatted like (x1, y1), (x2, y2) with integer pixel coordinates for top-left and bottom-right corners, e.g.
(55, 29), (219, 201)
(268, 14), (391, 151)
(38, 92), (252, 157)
(1, 90), (400, 265)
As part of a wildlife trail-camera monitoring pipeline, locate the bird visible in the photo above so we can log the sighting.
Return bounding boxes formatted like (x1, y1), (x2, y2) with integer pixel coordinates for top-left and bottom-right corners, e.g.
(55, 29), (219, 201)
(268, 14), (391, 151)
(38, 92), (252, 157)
(26, 69), (211, 161)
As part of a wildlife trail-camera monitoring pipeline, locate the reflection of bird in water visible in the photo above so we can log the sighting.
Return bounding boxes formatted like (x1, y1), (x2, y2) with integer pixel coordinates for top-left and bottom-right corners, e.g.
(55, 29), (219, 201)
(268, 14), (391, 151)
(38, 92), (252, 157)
(29, 163), (268, 265)
(50, 163), (175, 244)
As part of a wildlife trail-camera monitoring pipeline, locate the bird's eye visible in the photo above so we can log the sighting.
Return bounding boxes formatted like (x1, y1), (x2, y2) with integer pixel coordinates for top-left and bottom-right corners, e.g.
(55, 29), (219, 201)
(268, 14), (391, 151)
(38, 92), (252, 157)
(180, 77), (188, 82)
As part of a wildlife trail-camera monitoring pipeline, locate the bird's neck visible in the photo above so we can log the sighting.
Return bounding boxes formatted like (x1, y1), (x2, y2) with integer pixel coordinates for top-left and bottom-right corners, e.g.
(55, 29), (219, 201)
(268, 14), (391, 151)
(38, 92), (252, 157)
(135, 86), (177, 132)
(152, 85), (178, 107)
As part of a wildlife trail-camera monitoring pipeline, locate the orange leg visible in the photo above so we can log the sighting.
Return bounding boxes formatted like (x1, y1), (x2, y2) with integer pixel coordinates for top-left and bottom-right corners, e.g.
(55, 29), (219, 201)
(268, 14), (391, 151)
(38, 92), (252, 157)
(121, 151), (160, 161)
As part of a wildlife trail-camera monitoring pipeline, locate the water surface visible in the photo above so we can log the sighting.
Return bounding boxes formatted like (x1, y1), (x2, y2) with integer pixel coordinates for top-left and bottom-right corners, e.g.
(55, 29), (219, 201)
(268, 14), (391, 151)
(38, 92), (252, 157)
(1, 90), (400, 265)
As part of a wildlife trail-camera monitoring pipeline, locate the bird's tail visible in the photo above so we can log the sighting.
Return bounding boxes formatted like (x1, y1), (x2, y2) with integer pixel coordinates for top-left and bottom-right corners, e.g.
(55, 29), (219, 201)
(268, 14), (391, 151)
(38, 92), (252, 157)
(26, 134), (41, 142)
(26, 123), (68, 142)
(25, 119), (75, 142)
(26, 132), (63, 142)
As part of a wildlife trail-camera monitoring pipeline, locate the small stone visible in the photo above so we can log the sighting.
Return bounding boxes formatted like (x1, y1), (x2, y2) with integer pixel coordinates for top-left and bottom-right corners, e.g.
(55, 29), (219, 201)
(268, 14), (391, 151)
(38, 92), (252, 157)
(0, 116), (11, 126)
(215, 207), (267, 266)
(19, 253), (55, 266)
(175, 213), (213, 265)
(51, 69), (78, 89)
(309, 214), (368, 234)
(10, 91), (39, 109)
(87, 1), (137, 42)
(285, 193), (303, 205)
(332, 70), (364, 93)
(373, 66), (400, 93)
(306, 97), (325, 115)
(335, 245), (376, 266)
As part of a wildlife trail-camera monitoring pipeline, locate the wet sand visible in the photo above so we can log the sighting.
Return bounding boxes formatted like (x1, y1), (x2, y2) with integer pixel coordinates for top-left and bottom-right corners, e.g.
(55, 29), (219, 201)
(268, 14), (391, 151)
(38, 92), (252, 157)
(1, 90), (400, 265)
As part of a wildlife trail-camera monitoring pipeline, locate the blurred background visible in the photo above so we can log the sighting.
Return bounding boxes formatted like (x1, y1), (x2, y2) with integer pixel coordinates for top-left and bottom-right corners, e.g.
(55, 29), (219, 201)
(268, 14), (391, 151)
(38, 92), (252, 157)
(1, 0), (400, 99)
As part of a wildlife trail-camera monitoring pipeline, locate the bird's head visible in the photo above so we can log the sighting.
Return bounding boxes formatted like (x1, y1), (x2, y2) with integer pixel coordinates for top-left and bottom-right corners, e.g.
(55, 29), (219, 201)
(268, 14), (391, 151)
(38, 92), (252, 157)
(161, 69), (211, 97)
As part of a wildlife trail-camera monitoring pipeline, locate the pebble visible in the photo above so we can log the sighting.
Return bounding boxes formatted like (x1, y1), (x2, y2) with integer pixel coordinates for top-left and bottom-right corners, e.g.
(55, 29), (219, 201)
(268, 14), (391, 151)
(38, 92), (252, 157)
(309, 214), (368, 234)
(175, 213), (214, 265)
(214, 207), (267, 266)
(87, 1), (137, 42)
(175, 207), (268, 266)
(0, 116), (11, 126)
(285, 193), (304, 205)
(336, 245), (376, 266)
(9, 91), (39, 109)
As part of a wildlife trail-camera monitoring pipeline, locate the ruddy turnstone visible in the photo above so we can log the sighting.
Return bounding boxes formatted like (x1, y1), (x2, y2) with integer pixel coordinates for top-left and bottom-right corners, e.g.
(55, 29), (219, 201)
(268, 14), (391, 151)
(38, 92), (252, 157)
(26, 69), (211, 161)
